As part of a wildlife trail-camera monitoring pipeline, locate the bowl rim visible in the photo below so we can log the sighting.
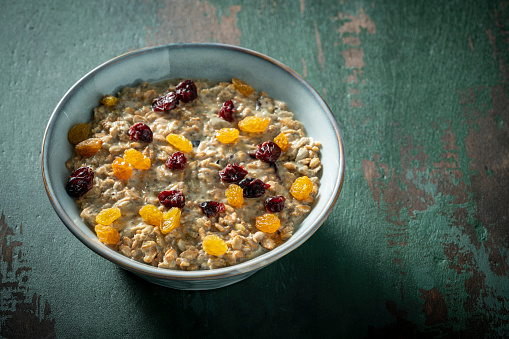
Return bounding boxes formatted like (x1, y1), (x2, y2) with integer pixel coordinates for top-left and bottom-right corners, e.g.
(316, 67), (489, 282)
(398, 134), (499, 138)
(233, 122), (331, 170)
(41, 42), (345, 281)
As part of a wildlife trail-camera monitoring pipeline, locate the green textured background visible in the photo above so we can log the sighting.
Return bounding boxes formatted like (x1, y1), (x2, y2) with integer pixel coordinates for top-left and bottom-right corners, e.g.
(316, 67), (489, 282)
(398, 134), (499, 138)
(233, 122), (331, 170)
(1, 0), (508, 337)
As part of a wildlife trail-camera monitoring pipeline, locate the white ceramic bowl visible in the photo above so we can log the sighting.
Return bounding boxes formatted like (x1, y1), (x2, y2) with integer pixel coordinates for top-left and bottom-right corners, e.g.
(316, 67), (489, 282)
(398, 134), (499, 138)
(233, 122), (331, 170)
(42, 43), (345, 290)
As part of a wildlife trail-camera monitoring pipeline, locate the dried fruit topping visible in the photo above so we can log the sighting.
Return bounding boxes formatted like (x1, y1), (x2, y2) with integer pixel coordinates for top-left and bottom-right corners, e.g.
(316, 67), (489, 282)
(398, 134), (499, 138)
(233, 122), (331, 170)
(290, 176), (313, 200)
(112, 157), (133, 180)
(101, 95), (118, 107)
(232, 78), (254, 96)
(75, 138), (103, 157)
(255, 213), (281, 233)
(202, 235), (228, 256)
(95, 225), (120, 245)
(255, 141), (281, 163)
(238, 178), (270, 198)
(175, 79), (198, 103)
(139, 204), (163, 226)
(66, 167), (94, 198)
(219, 100), (235, 122)
(158, 190), (186, 209)
(68, 123), (90, 145)
(124, 148), (151, 170)
(165, 151), (187, 170)
(96, 207), (121, 226)
(216, 128), (239, 144)
(274, 132), (289, 152)
(225, 184), (244, 208)
(152, 91), (179, 112)
(128, 123), (153, 143)
(219, 163), (248, 182)
(238, 116), (270, 133)
(199, 201), (225, 218)
(265, 195), (286, 213)
(166, 134), (193, 153)
(160, 207), (181, 234)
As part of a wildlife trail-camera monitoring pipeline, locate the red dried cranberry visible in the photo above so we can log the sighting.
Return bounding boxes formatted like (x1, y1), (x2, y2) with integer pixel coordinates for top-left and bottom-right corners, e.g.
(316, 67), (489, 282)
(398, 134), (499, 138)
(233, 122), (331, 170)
(255, 141), (281, 163)
(199, 201), (225, 218)
(218, 100), (235, 122)
(265, 195), (286, 212)
(128, 122), (153, 143)
(158, 190), (186, 209)
(219, 163), (248, 182)
(65, 167), (94, 198)
(238, 178), (270, 198)
(175, 80), (198, 103)
(152, 91), (179, 111)
(165, 152), (187, 170)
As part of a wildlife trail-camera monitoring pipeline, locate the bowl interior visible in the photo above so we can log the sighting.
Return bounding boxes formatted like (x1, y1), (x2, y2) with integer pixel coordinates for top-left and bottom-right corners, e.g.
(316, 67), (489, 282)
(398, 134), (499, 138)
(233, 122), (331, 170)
(42, 43), (344, 279)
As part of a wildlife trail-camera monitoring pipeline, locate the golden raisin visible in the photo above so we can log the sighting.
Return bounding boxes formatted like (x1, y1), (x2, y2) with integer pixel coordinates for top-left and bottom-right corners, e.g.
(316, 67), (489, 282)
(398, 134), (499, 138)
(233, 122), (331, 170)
(112, 157), (133, 180)
(75, 138), (103, 157)
(232, 78), (254, 96)
(68, 123), (90, 145)
(124, 148), (151, 170)
(95, 207), (121, 226)
(139, 204), (163, 226)
(238, 116), (270, 133)
(101, 95), (118, 107)
(274, 132), (289, 152)
(166, 134), (193, 153)
(216, 128), (239, 144)
(202, 234), (228, 256)
(290, 176), (313, 200)
(255, 213), (281, 233)
(160, 207), (181, 234)
(95, 225), (120, 245)
(225, 184), (244, 207)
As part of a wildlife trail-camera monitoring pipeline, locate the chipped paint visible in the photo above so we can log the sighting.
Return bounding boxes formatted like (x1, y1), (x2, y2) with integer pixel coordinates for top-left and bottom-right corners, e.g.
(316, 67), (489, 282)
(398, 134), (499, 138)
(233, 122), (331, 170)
(314, 20), (325, 71)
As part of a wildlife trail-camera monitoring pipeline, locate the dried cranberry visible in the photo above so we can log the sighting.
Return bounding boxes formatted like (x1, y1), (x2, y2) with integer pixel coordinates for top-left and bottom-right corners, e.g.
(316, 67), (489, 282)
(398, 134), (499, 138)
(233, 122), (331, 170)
(199, 201), (225, 218)
(218, 100), (235, 122)
(175, 80), (198, 103)
(152, 91), (179, 111)
(238, 178), (270, 198)
(158, 190), (185, 209)
(65, 167), (94, 198)
(256, 141), (281, 163)
(165, 152), (187, 170)
(219, 163), (248, 182)
(128, 122), (153, 143)
(265, 195), (286, 212)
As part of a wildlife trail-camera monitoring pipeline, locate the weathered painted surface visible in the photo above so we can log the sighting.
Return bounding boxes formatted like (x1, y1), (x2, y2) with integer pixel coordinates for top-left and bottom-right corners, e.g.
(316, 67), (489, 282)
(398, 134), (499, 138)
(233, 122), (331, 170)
(1, 0), (508, 337)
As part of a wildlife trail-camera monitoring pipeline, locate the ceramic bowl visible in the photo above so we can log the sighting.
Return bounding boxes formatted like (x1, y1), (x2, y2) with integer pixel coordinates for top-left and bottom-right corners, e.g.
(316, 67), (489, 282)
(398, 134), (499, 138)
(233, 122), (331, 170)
(42, 43), (345, 290)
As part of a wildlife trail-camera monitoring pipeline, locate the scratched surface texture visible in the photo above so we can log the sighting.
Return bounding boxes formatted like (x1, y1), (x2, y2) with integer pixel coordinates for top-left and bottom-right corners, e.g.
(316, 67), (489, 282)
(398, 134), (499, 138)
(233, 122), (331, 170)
(0, 0), (508, 337)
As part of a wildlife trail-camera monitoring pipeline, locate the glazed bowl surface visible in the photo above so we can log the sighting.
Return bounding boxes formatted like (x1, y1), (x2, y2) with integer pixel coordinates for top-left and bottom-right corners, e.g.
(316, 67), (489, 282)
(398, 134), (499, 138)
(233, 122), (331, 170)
(42, 43), (345, 290)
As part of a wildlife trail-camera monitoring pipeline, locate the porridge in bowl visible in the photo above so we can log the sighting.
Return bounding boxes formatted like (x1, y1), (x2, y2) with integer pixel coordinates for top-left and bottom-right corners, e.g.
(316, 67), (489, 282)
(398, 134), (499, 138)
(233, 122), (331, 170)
(65, 78), (322, 271)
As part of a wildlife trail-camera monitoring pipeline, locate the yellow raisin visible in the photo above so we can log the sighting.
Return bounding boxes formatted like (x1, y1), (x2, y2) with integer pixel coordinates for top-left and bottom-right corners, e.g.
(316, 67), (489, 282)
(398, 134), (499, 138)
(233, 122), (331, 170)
(139, 204), (163, 226)
(160, 207), (181, 234)
(202, 235), (228, 256)
(101, 95), (118, 107)
(238, 116), (270, 133)
(216, 128), (239, 144)
(68, 123), (90, 145)
(290, 176), (313, 200)
(232, 78), (254, 96)
(124, 148), (151, 170)
(274, 132), (289, 152)
(95, 207), (121, 225)
(112, 157), (133, 180)
(166, 134), (193, 153)
(255, 213), (281, 233)
(225, 184), (244, 207)
(94, 225), (120, 245)
(75, 138), (103, 157)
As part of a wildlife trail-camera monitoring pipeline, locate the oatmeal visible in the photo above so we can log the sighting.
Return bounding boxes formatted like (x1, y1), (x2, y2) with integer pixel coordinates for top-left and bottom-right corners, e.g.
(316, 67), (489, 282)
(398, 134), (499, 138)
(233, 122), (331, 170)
(65, 79), (322, 270)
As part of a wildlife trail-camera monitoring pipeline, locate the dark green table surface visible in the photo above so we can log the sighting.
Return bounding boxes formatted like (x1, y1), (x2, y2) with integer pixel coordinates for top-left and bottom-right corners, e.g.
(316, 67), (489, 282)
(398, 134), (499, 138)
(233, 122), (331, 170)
(1, 0), (508, 337)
